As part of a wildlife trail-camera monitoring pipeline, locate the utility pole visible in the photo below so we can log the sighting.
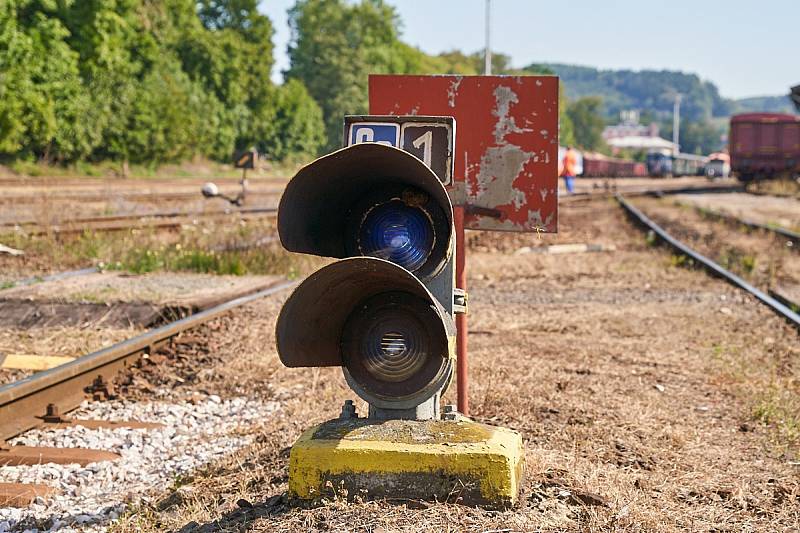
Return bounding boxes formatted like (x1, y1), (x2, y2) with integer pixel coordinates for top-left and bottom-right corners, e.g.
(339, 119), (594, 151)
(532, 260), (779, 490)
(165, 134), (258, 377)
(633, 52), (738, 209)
(672, 93), (682, 156)
(484, 0), (492, 75)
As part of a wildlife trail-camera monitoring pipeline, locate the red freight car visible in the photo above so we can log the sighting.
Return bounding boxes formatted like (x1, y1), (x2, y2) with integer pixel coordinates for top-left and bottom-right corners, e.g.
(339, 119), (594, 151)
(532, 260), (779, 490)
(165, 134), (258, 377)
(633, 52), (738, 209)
(730, 113), (800, 181)
(581, 152), (648, 178)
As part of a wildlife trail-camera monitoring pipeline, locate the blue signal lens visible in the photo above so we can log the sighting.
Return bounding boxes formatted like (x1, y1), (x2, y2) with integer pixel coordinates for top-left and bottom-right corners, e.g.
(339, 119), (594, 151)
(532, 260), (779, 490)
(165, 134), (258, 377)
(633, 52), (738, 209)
(358, 200), (434, 272)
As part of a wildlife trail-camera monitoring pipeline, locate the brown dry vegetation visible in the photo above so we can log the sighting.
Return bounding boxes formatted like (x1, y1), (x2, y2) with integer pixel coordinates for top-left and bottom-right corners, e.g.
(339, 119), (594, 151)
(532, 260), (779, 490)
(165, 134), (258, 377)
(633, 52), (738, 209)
(747, 177), (800, 201)
(630, 196), (800, 297)
(106, 199), (799, 532)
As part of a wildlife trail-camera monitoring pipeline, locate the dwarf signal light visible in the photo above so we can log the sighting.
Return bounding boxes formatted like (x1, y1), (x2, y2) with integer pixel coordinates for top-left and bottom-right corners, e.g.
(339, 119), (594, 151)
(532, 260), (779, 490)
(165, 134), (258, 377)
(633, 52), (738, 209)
(276, 140), (456, 420)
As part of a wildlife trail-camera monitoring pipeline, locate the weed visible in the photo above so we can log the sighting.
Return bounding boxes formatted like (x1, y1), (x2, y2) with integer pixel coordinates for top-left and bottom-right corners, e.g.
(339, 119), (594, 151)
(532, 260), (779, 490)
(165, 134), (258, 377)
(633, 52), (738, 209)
(752, 386), (800, 445)
(644, 230), (657, 247)
(669, 254), (690, 267)
(718, 247), (757, 276)
(741, 254), (756, 274)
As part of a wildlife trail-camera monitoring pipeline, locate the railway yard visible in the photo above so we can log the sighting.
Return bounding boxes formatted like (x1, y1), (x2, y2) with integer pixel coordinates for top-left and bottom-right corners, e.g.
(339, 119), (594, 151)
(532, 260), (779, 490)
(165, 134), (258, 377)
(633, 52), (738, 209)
(1, 175), (799, 532)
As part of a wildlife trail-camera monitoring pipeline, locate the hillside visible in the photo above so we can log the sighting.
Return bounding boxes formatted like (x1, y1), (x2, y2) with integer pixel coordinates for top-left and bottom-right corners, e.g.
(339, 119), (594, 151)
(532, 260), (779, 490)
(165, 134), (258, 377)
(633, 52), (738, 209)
(732, 95), (795, 114)
(526, 63), (793, 120)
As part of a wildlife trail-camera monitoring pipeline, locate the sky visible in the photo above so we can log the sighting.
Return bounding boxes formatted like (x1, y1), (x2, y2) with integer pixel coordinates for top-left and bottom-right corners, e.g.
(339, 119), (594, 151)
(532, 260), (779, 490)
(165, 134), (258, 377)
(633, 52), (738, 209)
(260, 0), (798, 99)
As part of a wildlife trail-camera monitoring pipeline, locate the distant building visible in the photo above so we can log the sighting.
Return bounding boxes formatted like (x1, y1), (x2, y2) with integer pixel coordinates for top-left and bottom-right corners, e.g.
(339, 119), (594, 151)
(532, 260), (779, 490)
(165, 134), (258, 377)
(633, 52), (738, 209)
(606, 136), (676, 153)
(603, 110), (673, 153)
(602, 110), (660, 141)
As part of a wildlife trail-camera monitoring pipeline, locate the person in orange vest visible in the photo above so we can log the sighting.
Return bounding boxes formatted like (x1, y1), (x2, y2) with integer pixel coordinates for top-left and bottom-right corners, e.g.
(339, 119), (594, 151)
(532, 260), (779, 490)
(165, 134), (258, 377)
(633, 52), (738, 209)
(562, 146), (578, 194)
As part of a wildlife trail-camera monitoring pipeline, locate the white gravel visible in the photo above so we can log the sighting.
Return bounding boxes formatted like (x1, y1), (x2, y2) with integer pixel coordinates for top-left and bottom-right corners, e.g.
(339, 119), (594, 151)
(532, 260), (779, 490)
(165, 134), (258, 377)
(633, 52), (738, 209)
(0, 396), (279, 532)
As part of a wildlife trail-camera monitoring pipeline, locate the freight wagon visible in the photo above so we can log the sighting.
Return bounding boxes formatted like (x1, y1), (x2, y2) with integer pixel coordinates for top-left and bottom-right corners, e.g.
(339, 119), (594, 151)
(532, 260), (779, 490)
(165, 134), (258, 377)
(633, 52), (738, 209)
(646, 151), (708, 177)
(580, 152), (647, 178)
(730, 113), (800, 181)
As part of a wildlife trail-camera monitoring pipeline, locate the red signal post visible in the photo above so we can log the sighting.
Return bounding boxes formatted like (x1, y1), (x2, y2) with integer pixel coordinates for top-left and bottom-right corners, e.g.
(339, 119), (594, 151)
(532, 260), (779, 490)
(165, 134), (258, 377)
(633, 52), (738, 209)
(370, 75), (560, 415)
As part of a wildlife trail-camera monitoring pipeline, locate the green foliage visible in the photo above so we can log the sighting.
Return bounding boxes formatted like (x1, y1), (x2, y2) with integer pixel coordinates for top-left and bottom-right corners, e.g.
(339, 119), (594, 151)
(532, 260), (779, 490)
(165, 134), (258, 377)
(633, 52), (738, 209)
(263, 80), (325, 160)
(566, 96), (607, 151)
(0, 0), (323, 166)
(660, 117), (725, 155)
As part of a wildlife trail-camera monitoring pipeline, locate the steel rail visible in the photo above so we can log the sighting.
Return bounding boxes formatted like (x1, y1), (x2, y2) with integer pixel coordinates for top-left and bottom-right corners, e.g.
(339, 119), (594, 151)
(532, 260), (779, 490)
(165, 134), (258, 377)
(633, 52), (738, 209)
(1, 267), (99, 291)
(0, 207), (278, 237)
(0, 188), (284, 205)
(0, 279), (296, 442)
(559, 182), (745, 204)
(616, 194), (800, 331)
(0, 206), (277, 229)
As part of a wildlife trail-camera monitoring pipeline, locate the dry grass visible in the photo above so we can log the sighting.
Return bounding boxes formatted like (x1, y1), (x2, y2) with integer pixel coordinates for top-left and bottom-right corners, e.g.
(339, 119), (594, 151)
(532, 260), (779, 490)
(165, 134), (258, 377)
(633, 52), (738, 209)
(0, 215), (322, 281)
(106, 200), (800, 532)
(631, 196), (800, 291)
(0, 325), (140, 384)
(746, 177), (800, 200)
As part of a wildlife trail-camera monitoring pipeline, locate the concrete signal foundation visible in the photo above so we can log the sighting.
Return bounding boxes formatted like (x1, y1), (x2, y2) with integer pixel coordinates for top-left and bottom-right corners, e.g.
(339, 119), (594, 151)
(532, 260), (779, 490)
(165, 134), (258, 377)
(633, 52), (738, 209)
(288, 418), (524, 508)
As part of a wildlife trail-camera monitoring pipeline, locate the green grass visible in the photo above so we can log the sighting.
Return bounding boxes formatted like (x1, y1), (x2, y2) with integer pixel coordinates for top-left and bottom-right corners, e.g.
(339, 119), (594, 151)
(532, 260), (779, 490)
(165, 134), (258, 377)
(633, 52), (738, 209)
(668, 254), (693, 268)
(3, 218), (321, 278)
(717, 247), (757, 276)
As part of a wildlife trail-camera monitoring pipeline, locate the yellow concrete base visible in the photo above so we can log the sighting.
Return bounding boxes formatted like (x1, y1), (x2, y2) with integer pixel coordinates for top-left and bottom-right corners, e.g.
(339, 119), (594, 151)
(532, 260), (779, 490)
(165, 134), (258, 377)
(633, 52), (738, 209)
(288, 418), (523, 508)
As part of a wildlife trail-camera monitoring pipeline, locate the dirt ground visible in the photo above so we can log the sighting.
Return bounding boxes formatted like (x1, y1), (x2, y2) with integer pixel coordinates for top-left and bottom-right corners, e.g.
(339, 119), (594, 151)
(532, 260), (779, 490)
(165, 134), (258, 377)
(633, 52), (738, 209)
(105, 199), (799, 532)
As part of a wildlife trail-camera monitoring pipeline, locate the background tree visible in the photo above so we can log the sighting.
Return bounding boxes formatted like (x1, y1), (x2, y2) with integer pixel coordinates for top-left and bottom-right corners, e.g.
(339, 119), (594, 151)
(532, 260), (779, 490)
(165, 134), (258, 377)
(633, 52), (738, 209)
(566, 96), (607, 151)
(286, 0), (418, 150)
(660, 119), (725, 155)
(0, 0), (324, 167)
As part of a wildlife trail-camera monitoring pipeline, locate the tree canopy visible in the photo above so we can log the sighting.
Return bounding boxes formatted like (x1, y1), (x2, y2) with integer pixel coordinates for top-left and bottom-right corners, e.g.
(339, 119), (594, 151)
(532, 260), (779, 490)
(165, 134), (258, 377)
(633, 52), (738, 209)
(0, 0), (324, 166)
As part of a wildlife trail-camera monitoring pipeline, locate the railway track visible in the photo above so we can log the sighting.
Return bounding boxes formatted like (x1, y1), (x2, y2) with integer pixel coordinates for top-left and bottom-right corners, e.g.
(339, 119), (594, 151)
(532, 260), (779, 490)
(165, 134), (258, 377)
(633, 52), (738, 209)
(0, 279), (295, 507)
(559, 180), (744, 204)
(0, 187), (284, 205)
(676, 201), (800, 249)
(0, 206), (278, 236)
(616, 194), (800, 331)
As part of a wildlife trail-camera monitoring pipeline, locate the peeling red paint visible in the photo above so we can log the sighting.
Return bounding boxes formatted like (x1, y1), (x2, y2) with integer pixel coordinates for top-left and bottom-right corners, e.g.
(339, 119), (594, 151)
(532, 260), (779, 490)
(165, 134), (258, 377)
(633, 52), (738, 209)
(369, 75), (559, 233)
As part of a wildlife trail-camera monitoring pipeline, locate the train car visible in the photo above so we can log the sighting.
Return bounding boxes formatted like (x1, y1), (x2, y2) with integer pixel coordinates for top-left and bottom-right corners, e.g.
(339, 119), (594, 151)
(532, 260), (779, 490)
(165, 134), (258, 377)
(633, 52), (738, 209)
(646, 151), (708, 177)
(730, 113), (800, 181)
(705, 152), (730, 179)
(646, 151), (672, 177)
(673, 153), (708, 176)
(557, 147), (646, 178)
(581, 152), (647, 178)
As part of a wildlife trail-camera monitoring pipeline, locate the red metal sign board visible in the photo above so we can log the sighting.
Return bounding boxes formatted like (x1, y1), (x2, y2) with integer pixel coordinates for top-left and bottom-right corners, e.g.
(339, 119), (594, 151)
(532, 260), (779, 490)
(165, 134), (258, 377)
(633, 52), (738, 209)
(369, 75), (559, 233)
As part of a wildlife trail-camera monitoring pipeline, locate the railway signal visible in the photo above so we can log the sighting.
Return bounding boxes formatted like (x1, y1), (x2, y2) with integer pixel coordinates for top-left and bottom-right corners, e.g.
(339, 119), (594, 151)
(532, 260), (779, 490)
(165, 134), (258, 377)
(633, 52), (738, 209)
(200, 149), (255, 206)
(276, 137), (456, 420)
(277, 114), (522, 507)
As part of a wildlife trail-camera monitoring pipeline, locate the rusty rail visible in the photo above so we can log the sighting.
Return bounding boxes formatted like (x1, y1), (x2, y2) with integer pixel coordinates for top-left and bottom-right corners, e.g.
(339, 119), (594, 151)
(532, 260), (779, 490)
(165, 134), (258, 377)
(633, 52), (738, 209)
(0, 206), (277, 236)
(0, 279), (296, 442)
(560, 181), (744, 204)
(616, 194), (800, 332)
(0, 187), (284, 205)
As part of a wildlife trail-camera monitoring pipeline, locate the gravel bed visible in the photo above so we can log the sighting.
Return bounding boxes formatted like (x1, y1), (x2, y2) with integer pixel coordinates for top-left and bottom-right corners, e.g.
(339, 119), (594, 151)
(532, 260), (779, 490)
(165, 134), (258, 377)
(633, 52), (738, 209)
(0, 396), (279, 532)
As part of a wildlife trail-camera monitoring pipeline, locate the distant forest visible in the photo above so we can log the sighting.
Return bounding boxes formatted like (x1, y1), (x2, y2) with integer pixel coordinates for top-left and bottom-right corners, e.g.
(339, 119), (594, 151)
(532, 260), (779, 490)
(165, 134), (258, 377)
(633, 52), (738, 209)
(532, 63), (795, 121)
